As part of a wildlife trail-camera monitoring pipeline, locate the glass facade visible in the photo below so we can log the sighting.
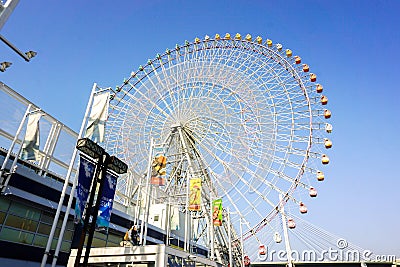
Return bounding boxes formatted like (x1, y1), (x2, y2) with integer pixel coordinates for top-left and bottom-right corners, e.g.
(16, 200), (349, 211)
(91, 228), (122, 248)
(0, 197), (122, 255)
(0, 197), (74, 252)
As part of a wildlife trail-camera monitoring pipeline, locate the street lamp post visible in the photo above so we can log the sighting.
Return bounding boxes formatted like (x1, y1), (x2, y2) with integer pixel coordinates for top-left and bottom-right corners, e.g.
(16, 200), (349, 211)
(73, 138), (127, 267)
(82, 153), (109, 267)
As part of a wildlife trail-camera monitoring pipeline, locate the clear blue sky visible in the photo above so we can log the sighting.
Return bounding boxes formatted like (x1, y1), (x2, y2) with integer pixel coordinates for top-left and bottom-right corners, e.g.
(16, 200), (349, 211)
(1, 0), (399, 257)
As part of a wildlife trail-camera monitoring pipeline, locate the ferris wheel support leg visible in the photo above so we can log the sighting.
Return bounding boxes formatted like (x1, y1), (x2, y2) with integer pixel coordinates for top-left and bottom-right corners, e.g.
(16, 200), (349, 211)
(176, 126), (196, 252)
(280, 195), (293, 267)
(141, 138), (154, 246)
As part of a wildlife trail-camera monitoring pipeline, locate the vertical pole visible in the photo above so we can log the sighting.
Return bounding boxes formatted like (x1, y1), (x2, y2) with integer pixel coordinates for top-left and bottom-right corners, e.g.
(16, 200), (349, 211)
(165, 195), (170, 246)
(83, 154), (110, 266)
(184, 169), (190, 252)
(38, 121), (56, 174)
(227, 207), (233, 267)
(43, 124), (62, 176)
(134, 195), (141, 227)
(42, 83), (97, 267)
(140, 138), (153, 246)
(280, 194), (293, 267)
(143, 178), (152, 246)
(134, 181), (142, 227)
(209, 190), (214, 260)
(240, 218), (244, 267)
(0, 0), (20, 30)
(1, 121), (28, 193)
(39, 121), (59, 176)
(74, 156), (103, 267)
(0, 104), (31, 183)
(1, 106), (35, 194)
(3, 110), (45, 194)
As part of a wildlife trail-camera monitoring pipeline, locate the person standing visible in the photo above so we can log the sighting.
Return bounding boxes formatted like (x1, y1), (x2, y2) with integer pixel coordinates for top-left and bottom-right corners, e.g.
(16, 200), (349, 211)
(130, 225), (139, 246)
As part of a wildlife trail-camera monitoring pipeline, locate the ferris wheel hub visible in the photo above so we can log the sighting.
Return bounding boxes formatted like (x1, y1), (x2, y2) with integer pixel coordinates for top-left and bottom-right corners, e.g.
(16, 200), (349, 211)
(170, 123), (182, 129)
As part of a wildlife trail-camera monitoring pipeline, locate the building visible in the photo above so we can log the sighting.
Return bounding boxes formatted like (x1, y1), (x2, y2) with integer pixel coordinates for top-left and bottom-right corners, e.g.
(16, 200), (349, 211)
(0, 82), (209, 266)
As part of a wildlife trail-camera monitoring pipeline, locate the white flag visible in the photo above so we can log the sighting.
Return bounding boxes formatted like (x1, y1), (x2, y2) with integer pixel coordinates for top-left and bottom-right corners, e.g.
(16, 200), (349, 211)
(84, 92), (110, 143)
(21, 113), (42, 160)
(170, 206), (180, 230)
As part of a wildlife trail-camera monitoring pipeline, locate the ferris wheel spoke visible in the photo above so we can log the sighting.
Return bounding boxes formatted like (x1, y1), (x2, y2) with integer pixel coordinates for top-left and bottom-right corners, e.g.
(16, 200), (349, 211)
(135, 74), (176, 117)
(146, 64), (179, 115)
(193, 135), (280, 209)
(161, 55), (182, 115)
(186, 132), (271, 213)
(189, 141), (264, 233)
(119, 82), (171, 120)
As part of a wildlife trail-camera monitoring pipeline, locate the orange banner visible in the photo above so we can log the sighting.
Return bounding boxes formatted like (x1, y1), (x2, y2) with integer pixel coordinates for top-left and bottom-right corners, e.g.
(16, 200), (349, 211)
(150, 154), (166, 186)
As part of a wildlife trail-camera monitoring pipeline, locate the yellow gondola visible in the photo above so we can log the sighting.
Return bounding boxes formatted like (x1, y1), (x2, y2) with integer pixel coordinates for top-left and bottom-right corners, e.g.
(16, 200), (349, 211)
(324, 109), (331, 119)
(321, 95), (328, 105)
(316, 84), (323, 93)
(310, 73), (317, 82)
(317, 171), (325, 181)
(322, 154), (330, 164)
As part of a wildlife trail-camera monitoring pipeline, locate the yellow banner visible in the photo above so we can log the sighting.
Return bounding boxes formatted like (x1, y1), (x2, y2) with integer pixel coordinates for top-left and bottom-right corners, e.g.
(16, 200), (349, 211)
(189, 178), (201, 211)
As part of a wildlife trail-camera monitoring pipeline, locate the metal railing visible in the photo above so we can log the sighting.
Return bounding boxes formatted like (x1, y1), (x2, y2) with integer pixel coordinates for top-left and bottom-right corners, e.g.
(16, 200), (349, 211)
(0, 82), (78, 181)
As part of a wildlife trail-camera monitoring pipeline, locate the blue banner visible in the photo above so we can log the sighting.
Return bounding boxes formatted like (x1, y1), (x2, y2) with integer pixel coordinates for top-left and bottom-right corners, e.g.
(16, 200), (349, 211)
(96, 171), (118, 229)
(75, 157), (96, 223)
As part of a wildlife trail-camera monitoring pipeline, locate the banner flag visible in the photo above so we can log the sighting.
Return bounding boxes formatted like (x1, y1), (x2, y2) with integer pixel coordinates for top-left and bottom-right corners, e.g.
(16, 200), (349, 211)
(84, 91), (109, 143)
(170, 206), (180, 230)
(212, 198), (223, 226)
(189, 178), (201, 211)
(150, 154), (167, 186)
(96, 171), (118, 229)
(75, 157), (96, 223)
(21, 113), (42, 160)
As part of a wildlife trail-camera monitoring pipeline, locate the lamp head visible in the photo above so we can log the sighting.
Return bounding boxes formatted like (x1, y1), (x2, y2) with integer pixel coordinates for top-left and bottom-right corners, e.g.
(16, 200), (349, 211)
(25, 51), (37, 60)
(0, 61), (12, 72)
(107, 155), (128, 174)
(76, 138), (104, 159)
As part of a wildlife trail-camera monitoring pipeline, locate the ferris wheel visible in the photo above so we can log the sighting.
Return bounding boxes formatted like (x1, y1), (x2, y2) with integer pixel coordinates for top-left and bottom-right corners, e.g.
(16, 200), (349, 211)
(104, 33), (332, 263)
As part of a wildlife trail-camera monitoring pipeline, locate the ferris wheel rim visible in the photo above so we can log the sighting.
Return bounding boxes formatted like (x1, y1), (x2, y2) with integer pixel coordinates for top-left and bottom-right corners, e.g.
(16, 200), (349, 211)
(105, 33), (330, 246)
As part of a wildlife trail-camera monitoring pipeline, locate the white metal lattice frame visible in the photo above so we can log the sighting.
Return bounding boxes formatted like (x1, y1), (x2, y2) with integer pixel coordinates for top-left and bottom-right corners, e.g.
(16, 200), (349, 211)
(104, 34), (331, 248)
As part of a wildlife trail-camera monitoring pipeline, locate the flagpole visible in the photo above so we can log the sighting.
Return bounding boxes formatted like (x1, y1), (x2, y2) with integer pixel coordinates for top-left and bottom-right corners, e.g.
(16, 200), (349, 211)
(0, 104), (31, 192)
(38, 121), (59, 176)
(41, 83), (97, 267)
(240, 217), (244, 267)
(134, 180), (143, 227)
(50, 83), (99, 267)
(2, 111), (42, 193)
(227, 207), (233, 267)
(209, 190), (214, 260)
